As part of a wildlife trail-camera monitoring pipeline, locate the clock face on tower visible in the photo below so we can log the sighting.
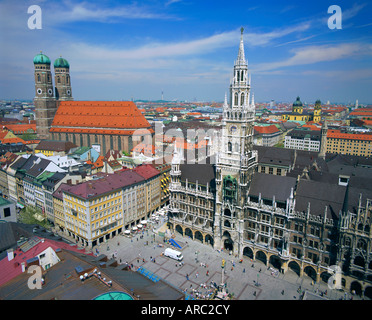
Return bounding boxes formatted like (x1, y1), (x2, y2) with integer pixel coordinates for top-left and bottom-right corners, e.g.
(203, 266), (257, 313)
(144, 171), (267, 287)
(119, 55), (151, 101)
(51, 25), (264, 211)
(48, 89), (53, 96)
(37, 88), (42, 95)
(230, 125), (237, 134)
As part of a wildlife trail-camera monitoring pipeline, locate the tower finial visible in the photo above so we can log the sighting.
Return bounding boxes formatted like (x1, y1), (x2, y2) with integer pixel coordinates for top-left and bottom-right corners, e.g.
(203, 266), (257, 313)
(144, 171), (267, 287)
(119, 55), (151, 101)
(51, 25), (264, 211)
(236, 27), (246, 65)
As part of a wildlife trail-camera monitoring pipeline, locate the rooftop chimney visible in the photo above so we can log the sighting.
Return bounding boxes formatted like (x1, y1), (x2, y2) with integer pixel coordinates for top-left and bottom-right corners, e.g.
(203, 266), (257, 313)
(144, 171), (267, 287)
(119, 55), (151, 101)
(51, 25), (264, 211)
(7, 248), (14, 261)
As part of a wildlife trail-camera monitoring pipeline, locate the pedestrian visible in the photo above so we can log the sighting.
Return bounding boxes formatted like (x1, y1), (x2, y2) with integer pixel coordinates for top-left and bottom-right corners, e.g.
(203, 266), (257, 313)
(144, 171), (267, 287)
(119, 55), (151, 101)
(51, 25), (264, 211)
(186, 274), (189, 280)
(196, 272), (199, 278)
(281, 290), (284, 295)
(154, 258), (156, 263)
(243, 268), (245, 273)
(253, 291), (256, 296)
(231, 266), (233, 271)
(206, 270), (209, 276)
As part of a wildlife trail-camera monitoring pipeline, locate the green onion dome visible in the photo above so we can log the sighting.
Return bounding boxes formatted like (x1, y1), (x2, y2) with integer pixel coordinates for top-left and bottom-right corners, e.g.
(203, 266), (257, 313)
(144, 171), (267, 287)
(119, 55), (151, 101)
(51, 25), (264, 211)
(54, 56), (70, 68)
(293, 96), (303, 107)
(33, 52), (51, 64)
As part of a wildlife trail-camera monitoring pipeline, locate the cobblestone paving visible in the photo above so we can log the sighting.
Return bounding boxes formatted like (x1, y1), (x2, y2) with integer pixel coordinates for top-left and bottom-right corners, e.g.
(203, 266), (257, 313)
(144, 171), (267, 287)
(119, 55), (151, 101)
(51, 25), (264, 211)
(58, 219), (361, 300)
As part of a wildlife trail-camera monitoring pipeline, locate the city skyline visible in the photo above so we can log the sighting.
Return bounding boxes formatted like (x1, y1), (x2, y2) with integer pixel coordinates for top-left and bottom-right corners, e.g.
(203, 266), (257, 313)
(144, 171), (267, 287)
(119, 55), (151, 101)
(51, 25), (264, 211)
(0, 0), (372, 104)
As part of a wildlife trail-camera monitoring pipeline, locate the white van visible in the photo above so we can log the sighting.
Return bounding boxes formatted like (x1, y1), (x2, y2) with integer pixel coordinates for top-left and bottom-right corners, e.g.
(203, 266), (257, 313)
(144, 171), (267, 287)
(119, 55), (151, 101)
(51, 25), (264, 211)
(164, 248), (183, 261)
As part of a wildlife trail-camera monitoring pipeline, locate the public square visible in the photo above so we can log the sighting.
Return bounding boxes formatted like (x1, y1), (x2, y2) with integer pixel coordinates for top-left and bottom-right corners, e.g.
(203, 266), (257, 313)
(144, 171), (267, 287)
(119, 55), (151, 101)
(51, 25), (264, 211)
(91, 217), (358, 301)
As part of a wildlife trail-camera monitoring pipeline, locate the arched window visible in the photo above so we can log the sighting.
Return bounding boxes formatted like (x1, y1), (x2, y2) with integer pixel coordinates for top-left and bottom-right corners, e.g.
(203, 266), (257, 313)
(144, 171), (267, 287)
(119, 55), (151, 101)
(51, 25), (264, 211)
(235, 143), (239, 153)
(237, 71), (240, 82)
(241, 70), (244, 81)
(228, 142), (232, 152)
(241, 93), (245, 105)
(66, 75), (69, 84)
(37, 74), (41, 82)
(57, 76), (61, 84)
(357, 239), (366, 251)
(234, 93), (238, 106)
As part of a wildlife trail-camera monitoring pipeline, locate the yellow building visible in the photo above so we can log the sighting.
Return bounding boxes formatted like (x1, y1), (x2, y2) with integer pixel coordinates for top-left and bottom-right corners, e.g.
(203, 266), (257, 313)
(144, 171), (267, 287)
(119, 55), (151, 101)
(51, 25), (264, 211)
(35, 140), (77, 157)
(133, 164), (162, 218)
(57, 170), (150, 247)
(282, 97), (321, 123)
(313, 100), (322, 123)
(327, 129), (372, 157)
(53, 184), (72, 232)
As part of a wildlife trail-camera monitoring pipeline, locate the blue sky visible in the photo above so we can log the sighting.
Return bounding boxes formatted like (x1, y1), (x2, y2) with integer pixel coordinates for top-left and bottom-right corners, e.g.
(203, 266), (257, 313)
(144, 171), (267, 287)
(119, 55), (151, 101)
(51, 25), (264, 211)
(0, 0), (371, 104)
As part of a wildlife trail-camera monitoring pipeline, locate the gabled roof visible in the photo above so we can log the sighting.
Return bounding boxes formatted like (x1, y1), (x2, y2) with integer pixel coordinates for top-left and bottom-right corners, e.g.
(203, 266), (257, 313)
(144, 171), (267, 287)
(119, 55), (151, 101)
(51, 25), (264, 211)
(295, 179), (346, 219)
(254, 125), (280, 135)
(51, 101), (153, 135)
(133, 164), (160, 180)
(0, 235), (94, 287)
(36, 140), (77, 152)
(248, 172), (297, 203)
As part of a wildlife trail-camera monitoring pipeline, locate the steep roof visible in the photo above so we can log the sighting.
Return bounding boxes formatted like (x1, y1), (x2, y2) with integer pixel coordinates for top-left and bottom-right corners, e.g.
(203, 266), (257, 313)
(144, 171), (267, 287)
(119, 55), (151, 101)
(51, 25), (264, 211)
(133, 164), (160, 180)
(254, 125), (280, 135)
(180, 157), (216, 190)
(327, 129), (372, 141)
(36, 140), (77, 152)
(249, 172), (297, 203)
(51, 101), (153, 135)
(294, 179), (346, 219)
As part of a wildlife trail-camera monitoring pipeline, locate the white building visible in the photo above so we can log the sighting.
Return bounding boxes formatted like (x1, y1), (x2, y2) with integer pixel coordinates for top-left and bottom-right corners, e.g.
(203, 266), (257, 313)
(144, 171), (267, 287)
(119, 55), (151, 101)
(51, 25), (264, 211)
(284, 129), (321, 152)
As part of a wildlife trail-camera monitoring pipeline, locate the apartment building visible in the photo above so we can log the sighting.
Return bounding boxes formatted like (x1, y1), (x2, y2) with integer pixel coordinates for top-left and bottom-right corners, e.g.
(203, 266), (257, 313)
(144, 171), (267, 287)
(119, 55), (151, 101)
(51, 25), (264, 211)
(326, 129), (372, 157)
(284, 129), (321, 152)
(60, 170), (157, 247)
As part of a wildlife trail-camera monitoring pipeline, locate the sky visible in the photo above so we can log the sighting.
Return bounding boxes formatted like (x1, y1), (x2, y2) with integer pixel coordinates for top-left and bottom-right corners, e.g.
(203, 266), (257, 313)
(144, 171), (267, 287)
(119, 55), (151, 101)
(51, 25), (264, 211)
(0, 0), (372, 104)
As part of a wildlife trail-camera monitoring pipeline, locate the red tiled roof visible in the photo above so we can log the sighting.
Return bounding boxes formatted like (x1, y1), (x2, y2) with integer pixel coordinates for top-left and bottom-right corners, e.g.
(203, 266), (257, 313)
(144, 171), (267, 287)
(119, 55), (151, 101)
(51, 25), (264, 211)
(65, 170), (145, 199)
(1, 137), (26, 144)
(0, 237), (93, 287)
(349, 112), (372, 116)
(86, 155), (104, 169)
(327, 129), (372, 141)
(254, 125), (279, 134)
(3, 124), (36, 134)
(301, 124), (321, 131)
(51, 101), (152, 132)
(133, 164), (160, 180)
(132, 143), (157, 155)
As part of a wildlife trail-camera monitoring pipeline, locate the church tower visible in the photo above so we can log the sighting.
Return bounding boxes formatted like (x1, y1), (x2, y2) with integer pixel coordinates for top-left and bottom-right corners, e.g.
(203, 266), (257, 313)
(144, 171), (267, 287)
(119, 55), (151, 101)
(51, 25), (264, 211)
(214, 28), (258, 255)
(33, 52), (57, 139)
(292, 96), (303, 114)
(319, 120), (328, 159)
(313, 99), (322, 123)
(54, 56), (73, 101)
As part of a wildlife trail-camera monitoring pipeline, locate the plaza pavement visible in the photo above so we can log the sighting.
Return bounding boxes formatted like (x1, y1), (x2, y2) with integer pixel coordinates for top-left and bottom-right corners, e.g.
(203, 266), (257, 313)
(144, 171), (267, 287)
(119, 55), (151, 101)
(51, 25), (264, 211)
(91, 218), (358, 301)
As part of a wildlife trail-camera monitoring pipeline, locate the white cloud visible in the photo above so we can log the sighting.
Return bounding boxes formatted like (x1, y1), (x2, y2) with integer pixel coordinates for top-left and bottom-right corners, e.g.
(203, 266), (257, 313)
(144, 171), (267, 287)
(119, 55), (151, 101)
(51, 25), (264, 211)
(45, 0), (179, 24)
(253, 43), (370, 72)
